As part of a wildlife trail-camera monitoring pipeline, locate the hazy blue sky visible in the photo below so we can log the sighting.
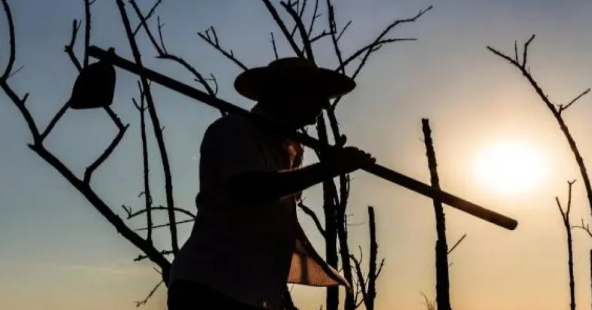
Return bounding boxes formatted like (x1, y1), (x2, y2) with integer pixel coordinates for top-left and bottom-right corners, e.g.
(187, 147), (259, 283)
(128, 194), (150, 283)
(2, 0), (592, 309)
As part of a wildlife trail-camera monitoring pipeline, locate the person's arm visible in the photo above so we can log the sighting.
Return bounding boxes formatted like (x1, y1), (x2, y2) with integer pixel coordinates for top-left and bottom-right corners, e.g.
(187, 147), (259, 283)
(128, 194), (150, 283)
(200, 115), (374, 207)
(227, 161), (339, 205)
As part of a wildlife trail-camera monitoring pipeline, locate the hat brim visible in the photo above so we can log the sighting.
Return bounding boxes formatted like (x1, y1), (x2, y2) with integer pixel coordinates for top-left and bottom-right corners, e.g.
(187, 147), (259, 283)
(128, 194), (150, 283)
(234, 66), (356, 102)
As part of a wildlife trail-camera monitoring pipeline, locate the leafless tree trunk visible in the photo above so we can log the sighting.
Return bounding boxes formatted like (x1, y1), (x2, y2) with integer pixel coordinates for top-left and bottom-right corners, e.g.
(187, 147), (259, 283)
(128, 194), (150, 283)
(422, 119), (452, 310)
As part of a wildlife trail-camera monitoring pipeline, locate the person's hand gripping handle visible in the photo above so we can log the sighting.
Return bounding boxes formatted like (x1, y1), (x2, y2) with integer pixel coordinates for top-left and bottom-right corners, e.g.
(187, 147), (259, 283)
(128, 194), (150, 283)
(324, 135), (376, 175)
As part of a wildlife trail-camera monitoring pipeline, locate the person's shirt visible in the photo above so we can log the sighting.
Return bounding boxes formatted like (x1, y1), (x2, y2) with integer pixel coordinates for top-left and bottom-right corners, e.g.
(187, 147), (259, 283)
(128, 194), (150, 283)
(168, 108), (350, 310)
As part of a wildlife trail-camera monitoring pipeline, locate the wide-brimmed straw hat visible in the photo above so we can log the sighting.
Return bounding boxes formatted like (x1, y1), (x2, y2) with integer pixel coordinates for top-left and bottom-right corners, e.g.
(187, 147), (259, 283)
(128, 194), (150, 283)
(234, 57), (356, 102)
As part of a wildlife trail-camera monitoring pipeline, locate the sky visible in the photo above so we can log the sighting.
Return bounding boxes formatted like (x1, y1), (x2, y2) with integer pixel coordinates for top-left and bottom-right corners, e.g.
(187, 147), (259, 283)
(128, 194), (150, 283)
(1, 0), (592, 309)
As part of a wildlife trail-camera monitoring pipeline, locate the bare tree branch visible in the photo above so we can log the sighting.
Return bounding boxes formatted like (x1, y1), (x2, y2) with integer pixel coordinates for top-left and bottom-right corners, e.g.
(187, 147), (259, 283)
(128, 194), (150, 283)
(326, 0), (346, 74)
(260, 0), (305, 58)
(135, 250), (174, 262)
(558, 88), (590, 115)
(271, 32), (279, 60)
(134, 280), (164, 307)
(198, 27), (249, 71)
(130, 0), (221, 100)
(1, 0), (15, 80)
(298, 202), (325, 237)
(135, 218), (195, 231)
(64, 19), (83, 71)
(83, 0), (92, 67)
(0, 0), (39, 141)
(115, 0), (180, 254)
(281, 1), (315, 61)
(488, 36), (592, 219)
(335, 5), (432, 74)
(447, 233), (467, 255)
(132, 0), (163, 36)
(123, 204), (196, 220)
(83, 108), (129, 184)
(556, 179), (577, 310)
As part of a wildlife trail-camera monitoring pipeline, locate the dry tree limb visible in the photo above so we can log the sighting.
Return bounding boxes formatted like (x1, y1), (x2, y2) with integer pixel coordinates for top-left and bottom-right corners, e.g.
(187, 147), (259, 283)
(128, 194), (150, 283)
(271, 32), (279, 59)
(115, 0), (180, 254)
(334, 5), (432, 75)
(136, 218), (195, 231)
(260, 0), (305, 58)
(197, 27), (248, 71)
(1, 0), (172, 280)
(122, 204), (196, 220)
(135, 251), (174, 262)
(447, 233), (467, 255)
(298, 202), (326, 237)
(281, 1), (314, 60)
(135, 280), (164, 307)
(132, 81), (154, 242)
(488, 36), (592, 217)
(83, 0), (92, 67)
(350, 207), (384, 310)
(129, 0), (222, 102)
(42, 18), (86, 142)
(64, 19), (83, 71)
(556, 180), (577, 310)
(132, 0), (162, 36)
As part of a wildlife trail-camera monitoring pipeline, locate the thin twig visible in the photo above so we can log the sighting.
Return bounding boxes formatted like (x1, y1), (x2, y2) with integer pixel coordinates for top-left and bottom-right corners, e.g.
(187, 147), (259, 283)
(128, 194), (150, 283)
(83, 112), (129, 184)
(132, 0), (163, 36)
(271, 32), (279, 60)
(134, 280), (164, 307)
(558, 88), (590, 115)
(335, 5), (432, 73)
(555, 179), (577, 310)
(198, 27), (248, 71)
(123, 205), (196, 220)
(64, 19), (83, 71)
(130, 0), (221, 105)
(327, 0), (345, 74)
(281, 1), (315, 61)
(135, 218), (195, 231)
(260, 0), (305, 58)
(447, 233), (467, 255)
(135, 250), (174, 262)
(83, 0), (92, 67)
(298, 202), (325, 237)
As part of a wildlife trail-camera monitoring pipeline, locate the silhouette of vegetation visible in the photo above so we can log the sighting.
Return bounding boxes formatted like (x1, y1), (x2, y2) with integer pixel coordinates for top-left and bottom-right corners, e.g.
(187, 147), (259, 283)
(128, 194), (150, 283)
(422, 119), (468, 310)
(488, 35), (591, 310)
(0, 0), (434, 309)
(556, 180), (577, 310)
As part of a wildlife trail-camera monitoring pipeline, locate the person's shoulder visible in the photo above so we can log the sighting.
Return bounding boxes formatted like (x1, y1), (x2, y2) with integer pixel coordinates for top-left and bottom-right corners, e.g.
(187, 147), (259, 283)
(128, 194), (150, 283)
(204, 113), (256, 138)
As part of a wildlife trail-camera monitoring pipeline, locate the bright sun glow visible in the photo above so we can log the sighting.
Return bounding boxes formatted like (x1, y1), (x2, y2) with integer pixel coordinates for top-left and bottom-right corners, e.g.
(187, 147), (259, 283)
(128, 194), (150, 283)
(473, 141), (547, 195)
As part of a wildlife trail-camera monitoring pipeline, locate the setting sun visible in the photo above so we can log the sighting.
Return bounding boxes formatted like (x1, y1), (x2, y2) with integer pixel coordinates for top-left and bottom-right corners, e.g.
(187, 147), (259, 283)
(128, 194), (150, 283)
(472, 141), (548, 195)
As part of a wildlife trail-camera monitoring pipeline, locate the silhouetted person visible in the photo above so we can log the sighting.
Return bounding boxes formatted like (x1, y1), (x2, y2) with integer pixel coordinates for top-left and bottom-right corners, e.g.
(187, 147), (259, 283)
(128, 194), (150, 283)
(167, 57), (375, 310)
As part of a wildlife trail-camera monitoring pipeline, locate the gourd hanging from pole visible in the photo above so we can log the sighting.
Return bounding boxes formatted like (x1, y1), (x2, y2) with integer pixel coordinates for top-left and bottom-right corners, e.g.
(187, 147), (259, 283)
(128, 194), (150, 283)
(67, 48), (117, 110)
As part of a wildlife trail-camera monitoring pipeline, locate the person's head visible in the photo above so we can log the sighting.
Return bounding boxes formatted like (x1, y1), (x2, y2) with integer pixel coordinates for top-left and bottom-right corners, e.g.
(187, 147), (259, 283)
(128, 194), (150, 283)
(234, 58), (356, 129)
(255, 85), (329, 128)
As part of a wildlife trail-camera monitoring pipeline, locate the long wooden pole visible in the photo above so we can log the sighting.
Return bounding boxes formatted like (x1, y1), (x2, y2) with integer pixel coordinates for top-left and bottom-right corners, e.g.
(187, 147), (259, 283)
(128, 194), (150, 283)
(88, 45), (518, 231)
